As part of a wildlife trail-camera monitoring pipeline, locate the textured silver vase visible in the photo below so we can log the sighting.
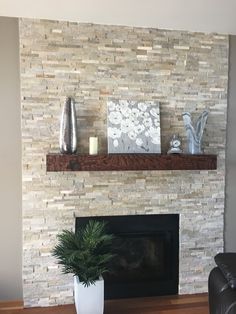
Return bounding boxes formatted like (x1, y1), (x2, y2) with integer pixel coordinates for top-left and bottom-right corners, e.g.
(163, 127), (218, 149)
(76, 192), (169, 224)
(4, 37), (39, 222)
(59, 97), (77, 154)
(182, 110), (208, 154)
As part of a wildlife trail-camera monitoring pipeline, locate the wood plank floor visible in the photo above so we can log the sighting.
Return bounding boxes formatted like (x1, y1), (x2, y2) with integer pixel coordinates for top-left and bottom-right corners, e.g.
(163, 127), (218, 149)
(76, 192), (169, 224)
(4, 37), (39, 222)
(0, 293), (209, 314)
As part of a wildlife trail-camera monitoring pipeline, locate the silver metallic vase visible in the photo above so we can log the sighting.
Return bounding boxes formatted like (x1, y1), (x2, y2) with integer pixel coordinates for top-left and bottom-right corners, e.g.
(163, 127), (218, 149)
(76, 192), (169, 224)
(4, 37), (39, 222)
(182, 110), (208, 154)
(59, 97), (77, 154)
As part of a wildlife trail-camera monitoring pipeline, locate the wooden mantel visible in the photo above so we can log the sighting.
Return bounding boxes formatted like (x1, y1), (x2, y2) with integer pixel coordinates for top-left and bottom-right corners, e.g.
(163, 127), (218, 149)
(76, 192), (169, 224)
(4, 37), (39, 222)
(46, 153), (217, 172)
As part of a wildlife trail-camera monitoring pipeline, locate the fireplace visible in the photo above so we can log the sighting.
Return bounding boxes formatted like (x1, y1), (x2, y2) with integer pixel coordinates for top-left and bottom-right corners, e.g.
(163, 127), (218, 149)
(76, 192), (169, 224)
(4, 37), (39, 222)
(76, 214), (179, 299)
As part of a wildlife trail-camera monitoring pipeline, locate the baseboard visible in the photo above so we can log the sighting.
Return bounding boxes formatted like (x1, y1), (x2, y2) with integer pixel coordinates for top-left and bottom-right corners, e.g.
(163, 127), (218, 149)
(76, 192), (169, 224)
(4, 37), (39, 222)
(0, 300), (23, 310)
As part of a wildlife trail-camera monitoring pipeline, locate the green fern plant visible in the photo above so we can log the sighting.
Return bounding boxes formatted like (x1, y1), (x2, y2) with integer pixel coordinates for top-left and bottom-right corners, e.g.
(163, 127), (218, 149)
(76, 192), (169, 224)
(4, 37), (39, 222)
(52, 220), (114, 287)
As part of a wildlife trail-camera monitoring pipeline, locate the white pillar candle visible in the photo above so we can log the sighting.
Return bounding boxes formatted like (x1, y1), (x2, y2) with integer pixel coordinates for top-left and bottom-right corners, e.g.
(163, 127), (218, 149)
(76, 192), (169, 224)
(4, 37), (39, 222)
(89, 137), (98, 155)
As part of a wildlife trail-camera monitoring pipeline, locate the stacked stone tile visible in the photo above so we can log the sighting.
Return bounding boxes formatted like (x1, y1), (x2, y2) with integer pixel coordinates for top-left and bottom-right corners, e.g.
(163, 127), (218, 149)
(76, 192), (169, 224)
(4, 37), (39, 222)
(19, 18), (228, 307)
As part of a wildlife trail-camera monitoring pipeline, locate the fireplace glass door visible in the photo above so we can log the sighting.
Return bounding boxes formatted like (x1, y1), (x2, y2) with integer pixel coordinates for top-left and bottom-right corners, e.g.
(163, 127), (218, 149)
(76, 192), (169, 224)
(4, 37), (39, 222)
(76, 214), (179, 299)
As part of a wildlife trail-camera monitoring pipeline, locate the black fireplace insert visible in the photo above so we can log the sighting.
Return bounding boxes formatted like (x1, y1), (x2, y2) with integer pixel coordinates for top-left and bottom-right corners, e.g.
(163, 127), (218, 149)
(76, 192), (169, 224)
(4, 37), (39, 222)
(75, 214), (179, 299)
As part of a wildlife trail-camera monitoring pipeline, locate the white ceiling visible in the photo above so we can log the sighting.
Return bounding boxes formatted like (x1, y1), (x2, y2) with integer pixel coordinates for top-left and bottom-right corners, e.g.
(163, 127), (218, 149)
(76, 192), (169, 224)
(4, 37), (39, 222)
(0, 0), (236, 35)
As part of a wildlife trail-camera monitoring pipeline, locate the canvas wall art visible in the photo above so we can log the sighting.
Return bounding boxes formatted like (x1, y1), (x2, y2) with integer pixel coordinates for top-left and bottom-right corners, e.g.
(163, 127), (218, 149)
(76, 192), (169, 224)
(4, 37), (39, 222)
(107, 100), (161, 153)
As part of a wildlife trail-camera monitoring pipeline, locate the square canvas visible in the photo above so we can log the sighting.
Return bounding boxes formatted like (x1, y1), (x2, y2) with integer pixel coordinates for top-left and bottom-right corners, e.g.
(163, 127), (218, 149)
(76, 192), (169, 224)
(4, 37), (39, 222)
(107, 100), (161, 153)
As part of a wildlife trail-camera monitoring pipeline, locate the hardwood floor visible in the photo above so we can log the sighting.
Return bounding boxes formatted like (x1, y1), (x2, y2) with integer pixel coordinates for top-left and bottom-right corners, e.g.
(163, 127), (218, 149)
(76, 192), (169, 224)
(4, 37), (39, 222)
(0, 301), (23, 311)
(0, 293), (209, 314)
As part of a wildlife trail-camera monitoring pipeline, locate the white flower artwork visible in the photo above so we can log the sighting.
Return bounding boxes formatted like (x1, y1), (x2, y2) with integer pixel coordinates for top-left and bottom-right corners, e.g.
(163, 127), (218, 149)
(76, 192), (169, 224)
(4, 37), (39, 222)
(107, 100), (161, 153)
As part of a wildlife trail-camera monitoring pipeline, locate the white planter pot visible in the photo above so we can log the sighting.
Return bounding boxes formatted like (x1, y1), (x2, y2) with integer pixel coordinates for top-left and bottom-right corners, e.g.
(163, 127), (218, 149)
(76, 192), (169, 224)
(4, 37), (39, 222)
(74, 276), (104, 314)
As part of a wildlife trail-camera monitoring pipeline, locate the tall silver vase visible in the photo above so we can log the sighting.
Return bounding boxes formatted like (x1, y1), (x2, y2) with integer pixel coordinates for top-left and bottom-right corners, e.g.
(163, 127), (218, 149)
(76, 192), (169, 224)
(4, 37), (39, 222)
(182, 110), (208, 154)
(59, 97), (77, 154)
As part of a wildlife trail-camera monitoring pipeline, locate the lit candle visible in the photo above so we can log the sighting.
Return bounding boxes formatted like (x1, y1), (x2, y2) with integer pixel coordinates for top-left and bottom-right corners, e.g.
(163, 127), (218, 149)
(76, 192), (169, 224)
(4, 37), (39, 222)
(89, 137), (98, 155)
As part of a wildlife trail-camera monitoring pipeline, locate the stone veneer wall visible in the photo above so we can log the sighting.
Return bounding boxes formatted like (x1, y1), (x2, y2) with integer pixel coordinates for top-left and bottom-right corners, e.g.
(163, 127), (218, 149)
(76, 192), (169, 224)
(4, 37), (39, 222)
(20, 18), (228, 307)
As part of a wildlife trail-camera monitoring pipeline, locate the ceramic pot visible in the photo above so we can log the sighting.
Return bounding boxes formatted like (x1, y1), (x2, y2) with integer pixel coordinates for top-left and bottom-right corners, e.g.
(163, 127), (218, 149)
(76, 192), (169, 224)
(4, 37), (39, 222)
(74, 276), (104, 314)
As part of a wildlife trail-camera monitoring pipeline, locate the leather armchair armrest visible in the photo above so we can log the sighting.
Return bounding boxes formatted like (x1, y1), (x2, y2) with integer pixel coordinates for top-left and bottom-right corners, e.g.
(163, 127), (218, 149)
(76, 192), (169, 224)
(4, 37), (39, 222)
(215, 253), (236, 289)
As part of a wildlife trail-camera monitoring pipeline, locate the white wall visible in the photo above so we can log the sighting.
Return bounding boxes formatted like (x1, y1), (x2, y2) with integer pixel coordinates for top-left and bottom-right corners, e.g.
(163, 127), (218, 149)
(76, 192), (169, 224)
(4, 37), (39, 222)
(225, 35), (236, 251)
(0, 0), (236, 35)
(0, 17), (22, 300)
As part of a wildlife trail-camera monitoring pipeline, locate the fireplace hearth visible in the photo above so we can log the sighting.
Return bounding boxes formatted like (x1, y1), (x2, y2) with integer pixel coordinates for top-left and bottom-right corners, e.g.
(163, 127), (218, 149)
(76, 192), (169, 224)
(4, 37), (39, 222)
(76, 214), (179, 299)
